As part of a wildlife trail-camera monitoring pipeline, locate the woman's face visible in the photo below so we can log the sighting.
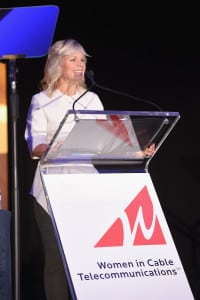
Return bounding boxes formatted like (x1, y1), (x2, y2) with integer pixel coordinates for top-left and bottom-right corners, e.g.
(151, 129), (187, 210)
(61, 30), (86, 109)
(60, 51), (86, 83)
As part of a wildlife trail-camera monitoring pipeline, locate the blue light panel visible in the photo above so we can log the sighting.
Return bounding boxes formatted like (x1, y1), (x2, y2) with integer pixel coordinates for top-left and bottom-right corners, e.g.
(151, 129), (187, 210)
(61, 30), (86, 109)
(0, 5), (59, 58)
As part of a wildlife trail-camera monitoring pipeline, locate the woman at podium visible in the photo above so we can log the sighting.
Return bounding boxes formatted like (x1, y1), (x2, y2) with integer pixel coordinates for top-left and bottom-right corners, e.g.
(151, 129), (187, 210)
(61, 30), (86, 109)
(24, 38), (104, 300)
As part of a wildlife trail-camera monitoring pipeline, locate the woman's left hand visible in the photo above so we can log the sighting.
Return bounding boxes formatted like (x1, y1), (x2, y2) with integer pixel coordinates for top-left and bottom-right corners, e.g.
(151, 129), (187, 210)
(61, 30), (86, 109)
(143, 143), (156, 157)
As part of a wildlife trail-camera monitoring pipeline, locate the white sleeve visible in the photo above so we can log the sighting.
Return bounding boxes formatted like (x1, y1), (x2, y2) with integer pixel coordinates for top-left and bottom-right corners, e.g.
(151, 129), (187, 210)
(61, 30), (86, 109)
(24, 94), (48, 156)
(87, 93), (104, 110)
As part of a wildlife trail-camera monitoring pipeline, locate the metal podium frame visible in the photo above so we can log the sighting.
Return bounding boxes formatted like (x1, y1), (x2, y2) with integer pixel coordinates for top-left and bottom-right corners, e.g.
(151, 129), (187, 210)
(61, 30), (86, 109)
(38, 110), (194, 299)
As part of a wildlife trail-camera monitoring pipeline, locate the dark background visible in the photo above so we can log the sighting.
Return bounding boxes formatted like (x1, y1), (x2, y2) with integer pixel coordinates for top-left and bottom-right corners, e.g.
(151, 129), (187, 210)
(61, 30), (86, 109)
(1, 1), (200, 299)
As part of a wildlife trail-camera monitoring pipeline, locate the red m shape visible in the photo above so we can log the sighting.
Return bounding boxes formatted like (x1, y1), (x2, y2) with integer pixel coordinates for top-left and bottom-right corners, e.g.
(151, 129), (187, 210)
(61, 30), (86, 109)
(94, 186), (166, 247)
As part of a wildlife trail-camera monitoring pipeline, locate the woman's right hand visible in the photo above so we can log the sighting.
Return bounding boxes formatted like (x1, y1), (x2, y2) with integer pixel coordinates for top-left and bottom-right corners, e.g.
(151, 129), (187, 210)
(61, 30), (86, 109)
(32, 143), (49, 158)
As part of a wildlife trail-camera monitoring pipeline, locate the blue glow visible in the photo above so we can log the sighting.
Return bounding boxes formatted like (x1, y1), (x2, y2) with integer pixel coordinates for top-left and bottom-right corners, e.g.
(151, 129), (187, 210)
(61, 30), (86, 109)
(0, 5), (59, 58)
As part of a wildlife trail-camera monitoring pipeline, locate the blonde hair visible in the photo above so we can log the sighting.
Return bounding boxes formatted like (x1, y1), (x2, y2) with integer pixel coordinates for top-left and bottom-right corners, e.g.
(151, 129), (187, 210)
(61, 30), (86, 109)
(40, 39), (90, 96)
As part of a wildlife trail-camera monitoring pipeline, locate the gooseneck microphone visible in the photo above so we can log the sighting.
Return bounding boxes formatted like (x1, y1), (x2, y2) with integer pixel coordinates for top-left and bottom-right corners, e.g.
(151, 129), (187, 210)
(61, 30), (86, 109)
(85, 70), (162, 111)
(41, 82), (94, 163)
(72, 83), (94, 110)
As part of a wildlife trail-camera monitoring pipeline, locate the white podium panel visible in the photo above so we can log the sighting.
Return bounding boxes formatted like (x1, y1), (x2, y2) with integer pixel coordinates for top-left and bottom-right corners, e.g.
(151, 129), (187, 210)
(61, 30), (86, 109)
(42, 172), (194, 300)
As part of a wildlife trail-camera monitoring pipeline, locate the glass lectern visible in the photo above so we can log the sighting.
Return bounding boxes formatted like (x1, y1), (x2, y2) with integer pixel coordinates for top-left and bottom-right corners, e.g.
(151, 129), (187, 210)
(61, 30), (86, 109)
(40, 109), (180, 170)
(39, 110), (194, 300)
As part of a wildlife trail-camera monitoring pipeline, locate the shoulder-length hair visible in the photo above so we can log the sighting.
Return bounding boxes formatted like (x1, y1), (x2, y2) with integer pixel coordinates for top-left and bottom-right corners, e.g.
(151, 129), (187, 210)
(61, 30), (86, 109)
(40, 39), (90, 96)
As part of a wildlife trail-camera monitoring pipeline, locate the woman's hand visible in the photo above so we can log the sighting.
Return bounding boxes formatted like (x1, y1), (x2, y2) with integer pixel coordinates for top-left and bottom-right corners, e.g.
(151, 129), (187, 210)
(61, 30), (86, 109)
(134, 143), (156, 158)
(143, 143), (156, 157)
(32, 144), (49, 158)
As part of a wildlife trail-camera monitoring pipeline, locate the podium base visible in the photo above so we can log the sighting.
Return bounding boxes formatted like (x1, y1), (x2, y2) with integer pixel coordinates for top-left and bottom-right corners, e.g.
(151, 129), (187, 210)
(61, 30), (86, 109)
(42, 172), (195, 300)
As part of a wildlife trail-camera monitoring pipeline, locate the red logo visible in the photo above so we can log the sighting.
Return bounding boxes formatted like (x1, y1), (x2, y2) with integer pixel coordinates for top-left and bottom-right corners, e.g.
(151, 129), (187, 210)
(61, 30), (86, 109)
(94, 186), (166, 247)
(96, 115), (132, 145)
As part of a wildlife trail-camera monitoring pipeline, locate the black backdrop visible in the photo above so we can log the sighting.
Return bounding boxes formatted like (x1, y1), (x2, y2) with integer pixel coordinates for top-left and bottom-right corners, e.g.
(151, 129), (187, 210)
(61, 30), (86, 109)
(1, 1), (200, 299)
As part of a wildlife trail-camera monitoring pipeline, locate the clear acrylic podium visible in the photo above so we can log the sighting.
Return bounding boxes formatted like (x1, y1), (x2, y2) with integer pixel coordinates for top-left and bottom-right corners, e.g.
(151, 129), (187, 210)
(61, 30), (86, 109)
(39, 110), (194, 300)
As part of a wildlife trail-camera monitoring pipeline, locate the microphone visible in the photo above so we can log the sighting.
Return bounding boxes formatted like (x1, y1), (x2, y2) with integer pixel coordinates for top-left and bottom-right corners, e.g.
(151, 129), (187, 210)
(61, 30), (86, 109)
(85, 70), (96, 86)
(72, 84), (93, 110)
(85, 70), (162, 111)
(72, 71), (97, 110)
(41, 84), (94, 163)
